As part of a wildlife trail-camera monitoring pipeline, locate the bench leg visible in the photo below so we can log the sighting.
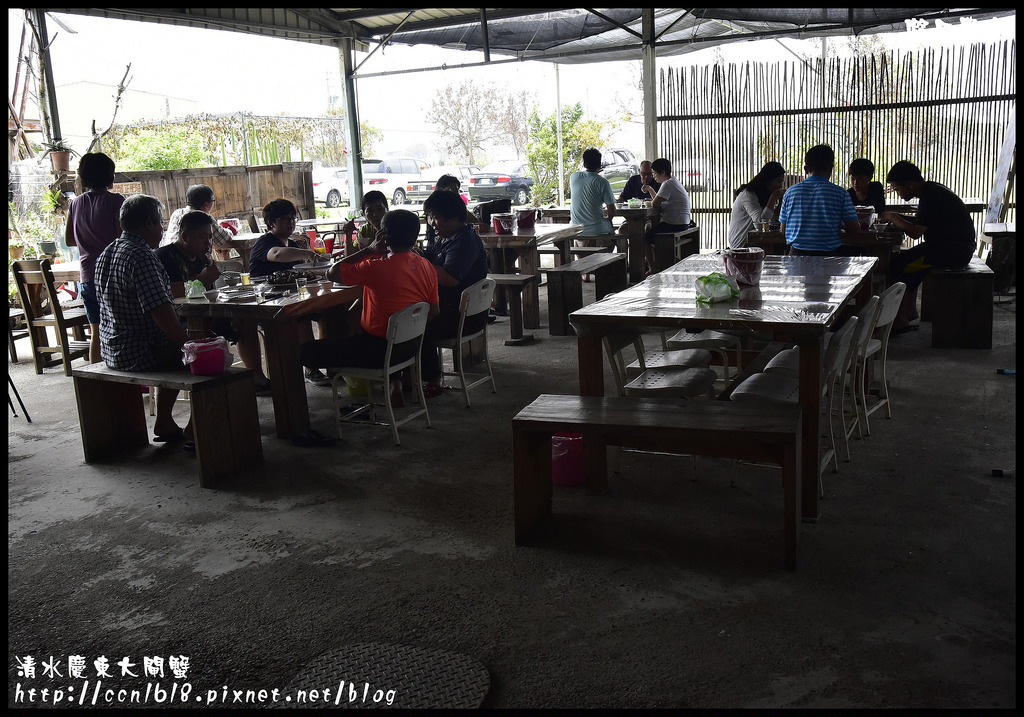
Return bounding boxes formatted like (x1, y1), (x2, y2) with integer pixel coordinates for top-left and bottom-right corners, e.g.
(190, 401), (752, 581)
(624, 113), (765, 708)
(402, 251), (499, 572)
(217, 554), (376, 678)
(503, 286), (534, 346)
(191, 379), (262, 488)
(582, 432), (609, 495)
(73, 377), (149, 462)
(593, 262), (627, 301)
(547, 272), (583, 336)
(513, 428), (553, 544)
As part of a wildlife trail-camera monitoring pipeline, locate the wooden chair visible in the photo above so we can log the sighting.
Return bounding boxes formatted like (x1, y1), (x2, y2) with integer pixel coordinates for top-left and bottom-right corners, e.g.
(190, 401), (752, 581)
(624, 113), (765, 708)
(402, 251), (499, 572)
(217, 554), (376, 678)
(11, 259), (90, 375)
(8, 308), (29, 363)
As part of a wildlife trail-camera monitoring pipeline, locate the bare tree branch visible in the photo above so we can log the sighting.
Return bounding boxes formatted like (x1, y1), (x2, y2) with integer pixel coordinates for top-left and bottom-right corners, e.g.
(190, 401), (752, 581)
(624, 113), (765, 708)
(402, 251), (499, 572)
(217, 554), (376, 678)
(86, 63), (132, 154)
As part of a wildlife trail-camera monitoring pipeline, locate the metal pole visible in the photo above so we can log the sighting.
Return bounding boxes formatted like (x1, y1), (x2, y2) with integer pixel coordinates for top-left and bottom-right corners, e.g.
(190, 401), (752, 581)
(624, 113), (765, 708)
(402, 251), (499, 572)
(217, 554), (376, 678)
(31, 9), (62, 144)
(642, 8), (657, 160)
(556, 64), (564, 205)
(339, 38), (363, 210)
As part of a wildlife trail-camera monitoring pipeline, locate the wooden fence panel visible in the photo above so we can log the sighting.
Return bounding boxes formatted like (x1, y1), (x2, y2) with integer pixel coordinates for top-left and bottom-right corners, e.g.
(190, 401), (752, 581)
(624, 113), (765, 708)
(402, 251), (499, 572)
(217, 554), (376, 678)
(659, 40), (1016, 251)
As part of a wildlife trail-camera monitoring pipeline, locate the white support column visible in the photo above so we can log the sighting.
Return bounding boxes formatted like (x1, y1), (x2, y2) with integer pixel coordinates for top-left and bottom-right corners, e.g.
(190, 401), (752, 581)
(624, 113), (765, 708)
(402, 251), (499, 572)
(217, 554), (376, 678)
(642, 8), (657, 161)
(338, 38), (363, 209)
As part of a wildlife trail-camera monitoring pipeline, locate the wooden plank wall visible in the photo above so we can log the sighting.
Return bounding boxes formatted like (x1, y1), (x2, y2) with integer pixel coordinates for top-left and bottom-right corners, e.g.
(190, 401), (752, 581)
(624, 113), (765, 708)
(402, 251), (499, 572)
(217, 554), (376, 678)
(658, 40), (1017, 252)
(110, 162), (314, 227)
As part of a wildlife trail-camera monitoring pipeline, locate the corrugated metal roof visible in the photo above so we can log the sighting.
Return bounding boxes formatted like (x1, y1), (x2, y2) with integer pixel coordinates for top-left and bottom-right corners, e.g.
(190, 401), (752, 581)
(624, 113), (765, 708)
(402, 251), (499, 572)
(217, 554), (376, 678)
(41, 7), (1018, 65)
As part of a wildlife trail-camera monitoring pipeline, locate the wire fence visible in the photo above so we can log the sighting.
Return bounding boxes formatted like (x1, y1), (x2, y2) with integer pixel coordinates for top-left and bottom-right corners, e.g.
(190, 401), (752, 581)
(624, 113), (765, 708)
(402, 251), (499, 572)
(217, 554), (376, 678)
(658, 40), (1017, 252)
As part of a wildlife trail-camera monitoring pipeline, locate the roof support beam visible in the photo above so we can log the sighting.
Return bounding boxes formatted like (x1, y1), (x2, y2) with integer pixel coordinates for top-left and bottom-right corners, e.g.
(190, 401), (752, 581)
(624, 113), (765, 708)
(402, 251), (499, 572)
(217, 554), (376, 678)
(338, 37), (363, 208)
(642, 8), (657, 161)
(480, 8), (490, 63)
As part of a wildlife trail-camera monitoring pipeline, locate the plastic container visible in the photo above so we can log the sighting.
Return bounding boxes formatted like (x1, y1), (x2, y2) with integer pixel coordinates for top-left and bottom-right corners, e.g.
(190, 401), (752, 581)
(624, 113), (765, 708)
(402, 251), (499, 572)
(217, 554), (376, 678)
(182, 337), (231, 376)
(552, 432), (584, 486)
(722, 246), (766, 285)
(344, 375), (368, 397)
(514, 208), (536, 228)
(492, 213), (515, 235)
(854, 205), (876, 230)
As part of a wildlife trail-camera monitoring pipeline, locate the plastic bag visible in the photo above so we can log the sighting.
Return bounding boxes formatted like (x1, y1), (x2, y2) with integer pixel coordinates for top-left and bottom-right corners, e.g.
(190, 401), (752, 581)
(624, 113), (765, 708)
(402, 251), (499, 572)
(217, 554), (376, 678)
(185, 280), (206, 298)
(695, 272), (739, 304)
(552, 432), (584, 486)
(182, 336), (233, 375)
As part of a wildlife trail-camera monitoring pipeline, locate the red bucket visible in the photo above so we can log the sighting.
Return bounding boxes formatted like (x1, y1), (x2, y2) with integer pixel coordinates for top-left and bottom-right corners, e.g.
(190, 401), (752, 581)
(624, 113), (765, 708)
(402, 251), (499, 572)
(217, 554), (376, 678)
(183, 338), (228, 376)
(552, 432), (585, 486)
(514, 208), (536, 228)
(492, 213), (515, 235)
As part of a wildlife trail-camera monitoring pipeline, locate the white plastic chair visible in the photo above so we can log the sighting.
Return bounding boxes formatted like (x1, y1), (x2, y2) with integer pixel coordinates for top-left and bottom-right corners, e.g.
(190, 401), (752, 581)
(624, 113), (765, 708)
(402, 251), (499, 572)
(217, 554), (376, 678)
(663, 328), (743, 381)
(729, 316), (859, 497)
(858, 282), (906, 435)
(624, 333), (713, 379)
(329, 302), (431, 446)
(436, 277), (497, 408)
(604, 332), (717, 399)
(836, 296), (881, 459)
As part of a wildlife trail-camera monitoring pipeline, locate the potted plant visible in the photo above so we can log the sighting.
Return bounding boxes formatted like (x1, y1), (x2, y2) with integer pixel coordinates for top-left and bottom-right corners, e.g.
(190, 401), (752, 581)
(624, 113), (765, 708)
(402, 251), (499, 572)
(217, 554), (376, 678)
(9, 235), (26, 260)
(41, 138), (76, 172)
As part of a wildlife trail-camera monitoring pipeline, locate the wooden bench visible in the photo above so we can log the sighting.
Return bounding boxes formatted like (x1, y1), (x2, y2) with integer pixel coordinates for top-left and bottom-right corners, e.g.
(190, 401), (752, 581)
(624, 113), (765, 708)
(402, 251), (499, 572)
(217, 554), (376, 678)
(512, 394), (802, 569)
(71, 363), (263, 488)
(488, 273), (538, 345)
(538, 245), (565, 268)
(546, 253), (627, 336)
(920, 256), (994, 348)
(654, 225), (700, 271)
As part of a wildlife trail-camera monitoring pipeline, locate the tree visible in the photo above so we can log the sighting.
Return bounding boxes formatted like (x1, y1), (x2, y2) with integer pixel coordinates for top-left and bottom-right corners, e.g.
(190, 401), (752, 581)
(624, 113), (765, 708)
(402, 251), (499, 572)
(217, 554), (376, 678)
(525, 103), (609, 205)
(116, 126), (212, 171)
(425, 79), (503, 164)
(494, 89), (535, 160)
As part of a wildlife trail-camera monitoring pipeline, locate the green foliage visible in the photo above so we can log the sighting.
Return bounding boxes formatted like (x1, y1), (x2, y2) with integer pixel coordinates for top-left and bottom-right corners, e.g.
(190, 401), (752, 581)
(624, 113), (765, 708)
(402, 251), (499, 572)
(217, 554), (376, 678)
(525, 103), (609, 205)
(116, 126), (212, 171)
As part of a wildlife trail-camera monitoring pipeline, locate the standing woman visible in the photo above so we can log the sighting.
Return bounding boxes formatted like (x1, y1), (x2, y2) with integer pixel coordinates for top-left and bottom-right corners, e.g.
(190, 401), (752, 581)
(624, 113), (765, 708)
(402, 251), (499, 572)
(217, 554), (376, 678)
(726, 161), (786, 249)
(65, 152), (126, 363)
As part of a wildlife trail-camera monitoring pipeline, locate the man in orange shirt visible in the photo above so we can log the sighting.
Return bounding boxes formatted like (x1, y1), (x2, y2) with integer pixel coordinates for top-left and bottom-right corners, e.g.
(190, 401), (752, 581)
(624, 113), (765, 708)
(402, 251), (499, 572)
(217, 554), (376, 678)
(301, 209), (439, 404)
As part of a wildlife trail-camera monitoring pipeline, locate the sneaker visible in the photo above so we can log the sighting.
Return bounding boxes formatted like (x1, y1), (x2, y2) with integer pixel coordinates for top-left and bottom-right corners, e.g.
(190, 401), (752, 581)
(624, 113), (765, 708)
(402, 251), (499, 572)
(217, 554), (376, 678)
(304, 368), (331, 386)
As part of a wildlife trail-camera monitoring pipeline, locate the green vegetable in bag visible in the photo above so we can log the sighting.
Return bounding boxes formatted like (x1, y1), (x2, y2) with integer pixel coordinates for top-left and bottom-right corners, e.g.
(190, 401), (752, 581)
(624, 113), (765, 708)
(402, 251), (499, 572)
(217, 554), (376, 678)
(695, 272), (739, 304)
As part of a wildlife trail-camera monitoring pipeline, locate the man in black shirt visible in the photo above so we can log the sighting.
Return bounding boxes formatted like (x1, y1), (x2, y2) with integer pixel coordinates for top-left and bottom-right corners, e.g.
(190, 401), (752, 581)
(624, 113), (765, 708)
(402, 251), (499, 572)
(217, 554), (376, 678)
(155, 211), (270, 393)
(880, 161), (977, 332)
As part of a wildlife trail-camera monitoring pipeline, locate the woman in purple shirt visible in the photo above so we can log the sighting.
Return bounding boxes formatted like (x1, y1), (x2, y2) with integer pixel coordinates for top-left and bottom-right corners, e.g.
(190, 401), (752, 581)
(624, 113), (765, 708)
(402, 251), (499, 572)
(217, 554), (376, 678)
(64, 153), (125, 363)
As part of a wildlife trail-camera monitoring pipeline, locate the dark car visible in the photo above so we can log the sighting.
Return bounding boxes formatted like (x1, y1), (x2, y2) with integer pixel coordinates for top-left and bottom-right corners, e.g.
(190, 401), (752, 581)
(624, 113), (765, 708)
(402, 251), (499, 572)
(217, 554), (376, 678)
(468, 161), (533, 205)
(599, 147), (640, 193)
(407, 164), (482, 203)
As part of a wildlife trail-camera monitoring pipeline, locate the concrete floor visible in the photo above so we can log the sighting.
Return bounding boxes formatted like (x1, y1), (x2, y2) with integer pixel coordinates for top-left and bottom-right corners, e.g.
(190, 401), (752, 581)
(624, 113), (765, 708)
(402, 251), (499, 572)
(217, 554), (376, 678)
(7, 286), (1016, 709)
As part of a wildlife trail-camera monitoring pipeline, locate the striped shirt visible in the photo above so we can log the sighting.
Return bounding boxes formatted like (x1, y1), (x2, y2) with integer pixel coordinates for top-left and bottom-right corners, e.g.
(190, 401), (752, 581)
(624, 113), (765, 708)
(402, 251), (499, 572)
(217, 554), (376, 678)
(779, 175), (858, 252)
(95, 232), (176, 371)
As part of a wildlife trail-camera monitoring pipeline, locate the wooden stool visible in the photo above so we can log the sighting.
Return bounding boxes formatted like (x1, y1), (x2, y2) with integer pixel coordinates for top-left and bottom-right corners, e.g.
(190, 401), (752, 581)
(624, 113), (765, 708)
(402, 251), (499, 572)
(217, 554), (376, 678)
(920, 257), (994, 348)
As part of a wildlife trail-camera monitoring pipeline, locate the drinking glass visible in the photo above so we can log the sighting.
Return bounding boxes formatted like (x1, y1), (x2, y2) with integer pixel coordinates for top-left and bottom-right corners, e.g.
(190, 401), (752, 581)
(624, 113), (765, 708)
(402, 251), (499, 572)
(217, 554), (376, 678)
(296, 277), (309, 299)
(240, 272), (251, 286)
(254, 282), (270, 304)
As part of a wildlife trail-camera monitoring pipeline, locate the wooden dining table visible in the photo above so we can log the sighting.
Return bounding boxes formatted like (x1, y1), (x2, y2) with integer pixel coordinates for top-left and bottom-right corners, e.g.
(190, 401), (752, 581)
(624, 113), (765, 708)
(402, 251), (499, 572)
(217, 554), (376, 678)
(540, 203), (656, 283)
(568, 253), (877, 523)
(747, 226), (904, 290)
(176, 283), (361, 439)
(478, 223), (583, 329)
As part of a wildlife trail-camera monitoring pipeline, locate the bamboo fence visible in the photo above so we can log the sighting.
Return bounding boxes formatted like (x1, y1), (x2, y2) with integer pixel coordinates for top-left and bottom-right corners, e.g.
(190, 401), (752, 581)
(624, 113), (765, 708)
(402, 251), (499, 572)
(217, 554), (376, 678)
(659, 40), (1016, 251)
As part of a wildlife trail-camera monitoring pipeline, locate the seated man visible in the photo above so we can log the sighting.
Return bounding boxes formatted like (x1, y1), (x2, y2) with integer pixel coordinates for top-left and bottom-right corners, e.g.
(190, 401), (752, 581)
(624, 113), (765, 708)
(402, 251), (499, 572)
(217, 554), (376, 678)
(94, 194), (191, 443)
(880, 160), (977, 332)
(569, 148), (618, 247)
(421, 189), (490, 396)
(847, 158), (887, 217)
(301, 209), (439, 406)
(779, 144), (860, 256)
(156, 210), (271, 394)
(616, 159), (660, 235)
(161, 183), (234, 259)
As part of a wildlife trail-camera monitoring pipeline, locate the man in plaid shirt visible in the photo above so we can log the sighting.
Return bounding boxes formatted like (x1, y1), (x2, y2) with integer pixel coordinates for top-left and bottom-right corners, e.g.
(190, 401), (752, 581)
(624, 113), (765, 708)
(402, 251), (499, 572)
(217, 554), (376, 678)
(95, 194), (192, 442)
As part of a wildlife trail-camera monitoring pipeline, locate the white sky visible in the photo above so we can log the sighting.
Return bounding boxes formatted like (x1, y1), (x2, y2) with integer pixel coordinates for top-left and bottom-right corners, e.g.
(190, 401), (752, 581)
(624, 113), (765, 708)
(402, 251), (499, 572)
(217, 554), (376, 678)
(8, 10), (1015, 164)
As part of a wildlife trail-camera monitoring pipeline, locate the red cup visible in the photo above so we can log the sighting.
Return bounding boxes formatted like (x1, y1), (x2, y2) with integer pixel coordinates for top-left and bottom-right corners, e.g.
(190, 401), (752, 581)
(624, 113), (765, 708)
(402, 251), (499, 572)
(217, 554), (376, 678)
(305, 229), (317, 242)
(324, 237), (335, 253)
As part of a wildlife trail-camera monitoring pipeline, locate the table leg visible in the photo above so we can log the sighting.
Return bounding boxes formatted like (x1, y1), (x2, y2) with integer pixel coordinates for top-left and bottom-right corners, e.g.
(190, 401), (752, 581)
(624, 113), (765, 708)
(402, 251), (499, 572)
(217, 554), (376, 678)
(519, 246), (541, 330)
(796, 334), (823, 522)
(261, 319), (310, 439)
(626, 216), (646, 283)
(503, 286), (534, 346)
(487, 249), (510, 315)
(576, 331), (606, 397)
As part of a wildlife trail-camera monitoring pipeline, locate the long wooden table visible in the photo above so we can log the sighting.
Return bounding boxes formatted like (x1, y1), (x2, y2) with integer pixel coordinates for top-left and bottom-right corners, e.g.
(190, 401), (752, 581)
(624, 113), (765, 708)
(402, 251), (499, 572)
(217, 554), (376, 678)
(540, 204), (656, 283)
(478, 223), (583, 329)
(747, 227), (903, 290)
(568, 253), (876, 523)
(176, 284), (361, 439)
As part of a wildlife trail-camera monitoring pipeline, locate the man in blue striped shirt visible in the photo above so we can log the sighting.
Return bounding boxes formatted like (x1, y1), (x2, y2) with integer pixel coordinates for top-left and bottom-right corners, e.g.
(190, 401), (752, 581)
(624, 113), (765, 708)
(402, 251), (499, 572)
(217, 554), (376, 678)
(779, 144), (860, 255)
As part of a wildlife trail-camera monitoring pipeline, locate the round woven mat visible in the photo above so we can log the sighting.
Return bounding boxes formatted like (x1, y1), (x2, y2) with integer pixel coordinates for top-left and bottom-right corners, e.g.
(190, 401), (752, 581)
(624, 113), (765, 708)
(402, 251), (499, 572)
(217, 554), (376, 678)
(277, 643), (490, 709)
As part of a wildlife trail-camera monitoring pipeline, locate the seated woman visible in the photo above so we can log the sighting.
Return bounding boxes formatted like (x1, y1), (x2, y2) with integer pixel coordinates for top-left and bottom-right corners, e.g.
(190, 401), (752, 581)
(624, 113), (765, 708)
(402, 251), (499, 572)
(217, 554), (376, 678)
(726, 161), (786, 249)
(420, 189), (489, 396)
(342, 190), (388, 251)
(642, 157), (692, 275)
(847, 158), (887, 217)
(301, 209), (439, 405)
(248, 198), (323, 278)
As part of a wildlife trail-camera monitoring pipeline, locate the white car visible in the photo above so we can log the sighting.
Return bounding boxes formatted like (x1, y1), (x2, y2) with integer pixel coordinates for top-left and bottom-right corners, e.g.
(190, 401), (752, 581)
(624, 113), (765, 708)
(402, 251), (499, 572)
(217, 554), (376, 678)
(676, 158), (724, 193)
(313, 167), (348, 208)
(361, 157), (432, 206)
